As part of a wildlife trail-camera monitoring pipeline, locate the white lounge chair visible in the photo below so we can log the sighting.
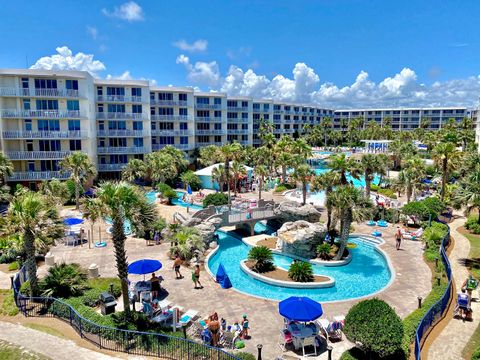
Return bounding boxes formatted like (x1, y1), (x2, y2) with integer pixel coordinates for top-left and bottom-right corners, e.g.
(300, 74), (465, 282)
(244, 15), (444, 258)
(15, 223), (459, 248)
(401, 228), (423, 240)
(177, 309), (199, 327)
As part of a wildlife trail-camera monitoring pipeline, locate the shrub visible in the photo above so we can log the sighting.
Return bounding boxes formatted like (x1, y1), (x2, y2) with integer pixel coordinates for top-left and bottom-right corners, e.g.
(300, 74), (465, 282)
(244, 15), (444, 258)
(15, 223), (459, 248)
(8, 261), (19, 271)
(339, 348), (366, 360)
(0, 248), (19, 264)
(370, 184), (380, 192)
(288, 261), (314, 282)
(180, 171), (201, 191)
(466, 216), (480, 234)
(203, 193), (228, 207)
(401, 197), (444, 222)
(235, 352), (256, 360)
(423, 222), (448, 249)
(378, 188), (397, 199)
(274, 185), (288, 193)
(162, 189), (178, 204)
(40, 263), (88, 298)
(472, 347), (480, 360)
(156, 183), (173, 194)
(20, 280), (31, 296)
(248, 246), (274, 273)
(316, 243), (331, 260)
(344, 298), (403, 358)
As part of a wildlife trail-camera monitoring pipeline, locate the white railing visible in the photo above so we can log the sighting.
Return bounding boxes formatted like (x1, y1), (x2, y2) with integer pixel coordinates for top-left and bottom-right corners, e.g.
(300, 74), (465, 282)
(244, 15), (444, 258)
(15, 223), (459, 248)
(227, 107), (249, 112)
(0, 87), (80, 98)
(97, 163), (126, 171)
(151, 130), (193, 136)
(226, 129), (249, 135)
(150, 100), (189, 107)
(194, 117), (223, 122)
(2, 130), (88, 139)
(6, 151), (72, 160)
(96, 95), (143, 103)
(151, 115), (189, 121)
(195, 104), (222, 110)
(152, 143), (193, 151)
(97, 146), (147, 154)
(96, 112), (145, 120)
(239, 140), (250, 145)
(195, 129), (226, 135)
(97, 129), (150, 137)
(1, 110), (82, 118)
(195, 142), (224, 147)
(7, 171), (70, 181)
(227, 118), (249, 123)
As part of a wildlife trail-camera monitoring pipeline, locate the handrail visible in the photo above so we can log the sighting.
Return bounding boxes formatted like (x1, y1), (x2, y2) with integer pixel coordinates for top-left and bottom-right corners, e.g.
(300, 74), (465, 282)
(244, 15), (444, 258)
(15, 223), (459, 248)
(414, 224), (452, 360)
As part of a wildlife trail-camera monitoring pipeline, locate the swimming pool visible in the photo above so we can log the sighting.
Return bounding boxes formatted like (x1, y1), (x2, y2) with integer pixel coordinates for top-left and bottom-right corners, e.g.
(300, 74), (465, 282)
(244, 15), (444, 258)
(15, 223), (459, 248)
(145, 190), (204, 210)
(207, 229), (392, 303)
(105, 217), (132, 235)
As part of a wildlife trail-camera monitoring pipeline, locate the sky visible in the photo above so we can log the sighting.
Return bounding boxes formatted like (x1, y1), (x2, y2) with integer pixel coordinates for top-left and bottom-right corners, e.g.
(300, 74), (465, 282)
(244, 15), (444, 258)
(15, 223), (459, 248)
(1, 0), (480, 108)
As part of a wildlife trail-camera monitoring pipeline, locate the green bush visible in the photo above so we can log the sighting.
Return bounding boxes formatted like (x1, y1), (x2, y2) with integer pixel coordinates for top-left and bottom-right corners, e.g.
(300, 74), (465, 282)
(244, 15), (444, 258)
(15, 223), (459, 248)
(203, 193), (228, 207)
(316, 243), (331, 260)
(180, 171), (201, 191)
(344, 298), (404, 358)
(247, 246), (274, 273)
(274, 185), (288, 193)
(162, 189), (178, 204)
(40, 263), (88, 298)
(423, 222), (448, 249)
(235, 352), (256, 360)
(0, 248), (19, 264)
(466, 216), (480, 234)
(401, 197), (444, 222)
(20, 280), (31, 296)
(472, 347), (480, 360)
(370, 184), (380, 192)
(288, 261), (314, 282)
(378, 188), (397, 199)
(339, 347), (366, 360)
(8, 261), (19, 271)
(156, 183), (173, 194)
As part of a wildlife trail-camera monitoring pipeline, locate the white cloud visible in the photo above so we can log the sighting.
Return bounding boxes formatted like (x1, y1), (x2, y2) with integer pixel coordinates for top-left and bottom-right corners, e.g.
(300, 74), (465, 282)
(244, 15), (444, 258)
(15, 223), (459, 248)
(86, 26), (98, 40)
(106, 70), (132, 80)
(176, 54), (220, 87)
(30, 46), (106, 77)
(173, 39), (208, 53)
(102, 1), (144, 22)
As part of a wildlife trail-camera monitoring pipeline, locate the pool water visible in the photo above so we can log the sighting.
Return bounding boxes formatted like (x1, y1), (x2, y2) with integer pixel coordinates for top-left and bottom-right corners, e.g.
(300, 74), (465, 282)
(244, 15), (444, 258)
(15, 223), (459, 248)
(145, 191), (204, 210)
(208, 229), (392, 303)
(105, 217), (132, 235)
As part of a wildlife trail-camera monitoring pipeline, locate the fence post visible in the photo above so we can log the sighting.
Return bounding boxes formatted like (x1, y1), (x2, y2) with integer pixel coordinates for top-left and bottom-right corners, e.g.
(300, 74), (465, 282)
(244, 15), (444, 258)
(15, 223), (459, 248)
(79, 316), (83, 338)
(69, 306), (73, 325)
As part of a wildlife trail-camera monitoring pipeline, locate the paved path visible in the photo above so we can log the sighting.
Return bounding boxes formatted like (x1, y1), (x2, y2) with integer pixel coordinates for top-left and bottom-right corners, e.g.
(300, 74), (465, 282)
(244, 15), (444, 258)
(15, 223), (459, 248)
(427, 217), (480, 360)
(0, 321), (121, 360)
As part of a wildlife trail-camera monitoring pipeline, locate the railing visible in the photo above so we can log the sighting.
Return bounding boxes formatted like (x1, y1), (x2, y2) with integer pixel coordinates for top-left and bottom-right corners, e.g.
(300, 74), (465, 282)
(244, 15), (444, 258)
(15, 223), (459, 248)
(151, 130), (193, 136)
(2, 130), (88, 139)
(151, 115), (189, 121)
(98, 163), (127, 171)
(195, 130), (226, 135)
(226, 129), (249, 135)
(152, 144), (193, 151)
(195, 104), (222, 110)
(150, 100), (188, 107)
(1, 110), (82, 118)
(11, 267), (239, 360)
(227, 118), (249, 123)
(194, 117), (223, 122)
(96, 112), (145, 120)
(414, 225), (452, 360)
(97, 130), (150, 137)
(6, 151), (72, 160)
(7, 171), (70, 181)
(96, 95), (143, 103)
(97, 147), (147, 154)
(0, 87), (80, 98)
(227, 107), (249, 112)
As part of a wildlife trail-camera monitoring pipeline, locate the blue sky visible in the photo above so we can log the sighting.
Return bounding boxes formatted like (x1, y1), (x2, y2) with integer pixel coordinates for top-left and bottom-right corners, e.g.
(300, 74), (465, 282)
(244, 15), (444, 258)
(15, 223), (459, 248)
(1, 0), (479, 108)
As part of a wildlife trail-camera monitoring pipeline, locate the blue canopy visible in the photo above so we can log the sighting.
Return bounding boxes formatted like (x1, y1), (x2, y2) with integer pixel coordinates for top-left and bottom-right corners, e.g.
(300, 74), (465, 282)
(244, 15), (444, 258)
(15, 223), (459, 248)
(421, 179), (432, 184)
(128, 259), (162, 275)
(187, 184), (193, 195)
(216, 263), (232, 289)
(63, 217), (84, 226)
(279, 296), (323, 322)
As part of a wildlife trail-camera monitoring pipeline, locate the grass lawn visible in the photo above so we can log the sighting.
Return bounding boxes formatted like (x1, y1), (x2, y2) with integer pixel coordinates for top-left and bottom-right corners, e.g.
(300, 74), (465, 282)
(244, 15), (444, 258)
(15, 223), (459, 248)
(0, 340), (50, 360)
(22, 324), (67, 339)
(0, 290), (18, 317)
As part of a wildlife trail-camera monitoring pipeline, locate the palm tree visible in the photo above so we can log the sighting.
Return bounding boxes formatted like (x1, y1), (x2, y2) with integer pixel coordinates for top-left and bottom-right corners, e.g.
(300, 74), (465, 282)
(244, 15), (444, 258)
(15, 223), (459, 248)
(389, 138), (417, 170)
(347, 117), (363, 147)
(327, 154), (356, 185)
(291, 164), (314, 205)
(59, 152), (96, 210)
(219, 143), (242, 208)
(82, 197), (103, 248)
(276, 152), (294, 184)
(397, 156), (426, 203)
(320, 117), (333, 147)
(453, 166), (480, 224)
(212, 164), (227, 193)
(231, 161), (246, 196)
(359, 154), (388, 197)
(158, 145), (189, 176)
(327, 186), (373, 260)
(7, 191), (64, 295)
(145, 151), (177, 184)
(121, 159), (147, 182)
(254, 165), (269, 200)
(95, 182), (156, 316)
(311, 172), (340, 232)
(198, 145), (221, 167)
(169, 227), (204, 260)
(432, 142), (462, 201)
(458, 117), (475, 151)
(292, 139), (312, 161)
(0, 153), (13, 185)
(39, 179), (70, 206)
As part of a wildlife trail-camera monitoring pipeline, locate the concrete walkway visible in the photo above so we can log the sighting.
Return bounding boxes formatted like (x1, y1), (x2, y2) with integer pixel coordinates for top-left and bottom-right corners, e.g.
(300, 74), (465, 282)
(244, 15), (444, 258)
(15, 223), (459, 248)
(427, 217), (479, 360)
(0, 321), (121, 360)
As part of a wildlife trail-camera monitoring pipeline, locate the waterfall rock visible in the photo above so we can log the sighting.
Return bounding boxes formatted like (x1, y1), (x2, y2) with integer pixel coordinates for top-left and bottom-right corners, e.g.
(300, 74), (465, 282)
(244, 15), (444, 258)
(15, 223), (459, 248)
(276, 220), (327, 259)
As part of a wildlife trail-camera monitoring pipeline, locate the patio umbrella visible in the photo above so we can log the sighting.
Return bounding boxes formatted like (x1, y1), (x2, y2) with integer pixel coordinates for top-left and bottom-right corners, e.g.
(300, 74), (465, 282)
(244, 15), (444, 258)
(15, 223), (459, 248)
(128, 259), (162, 280)
(63, 217), (84, 226)
(187, 184), (192, 195)
(279, 296), (323, 322)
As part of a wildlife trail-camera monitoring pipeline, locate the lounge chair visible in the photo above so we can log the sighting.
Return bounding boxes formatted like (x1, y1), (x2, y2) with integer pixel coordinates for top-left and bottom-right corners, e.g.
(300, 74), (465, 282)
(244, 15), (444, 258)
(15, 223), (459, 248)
(278, 329), (293, 351)
(371, 231), (382, 237)
(220, 331), (236, 349)
(401, 228), (423, 240)
(377, 220), (388, 227)
(317, 316), (344, 342)
(367, 220), (376, 226)
(176, 309), (199, 327)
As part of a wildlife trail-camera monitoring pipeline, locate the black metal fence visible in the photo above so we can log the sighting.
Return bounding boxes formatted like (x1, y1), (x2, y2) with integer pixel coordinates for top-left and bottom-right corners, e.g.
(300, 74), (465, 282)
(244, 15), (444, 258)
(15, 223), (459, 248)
(414, 225), (452, 360)
(12, 267), (240, 360)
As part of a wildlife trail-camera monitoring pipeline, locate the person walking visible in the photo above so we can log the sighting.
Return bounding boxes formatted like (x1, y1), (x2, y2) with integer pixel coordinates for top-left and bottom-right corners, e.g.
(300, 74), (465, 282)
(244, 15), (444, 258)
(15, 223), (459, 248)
(173, 255), (183, 279)
(395, 226), (402, 250)
(192, 264), (203, 289)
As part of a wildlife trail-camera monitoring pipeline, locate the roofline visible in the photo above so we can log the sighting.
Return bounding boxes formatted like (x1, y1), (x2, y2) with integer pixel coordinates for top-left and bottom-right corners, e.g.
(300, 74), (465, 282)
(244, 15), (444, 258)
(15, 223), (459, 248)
(0, 68), (91, 79)
(94, 79), (150, 87)
(150, 86), (194, 92)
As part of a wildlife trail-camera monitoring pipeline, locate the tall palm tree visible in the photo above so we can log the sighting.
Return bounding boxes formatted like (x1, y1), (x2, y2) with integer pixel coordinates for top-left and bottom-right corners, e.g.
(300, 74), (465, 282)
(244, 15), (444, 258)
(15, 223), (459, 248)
(291, 164), (314, 205)
(0, 153), (13, 185)
(121, 159), (147, 182)
(158, 145), (189, 176)
(389, 138), (416, 170)
(7, 191), (64, 295)
(347, 117), (363, 147)
(94, 182), (156, 316)
(397, 156), (426, 203)
(145, 151), (177, 184)
(220, 143), (242, 208)
(276, 152), (294, 184)
(254, 165), (269, 200)
(311, 172), (340, 232)
(292, 139), (312, 161)
(327, 154), (357, 185)
(82, 197), (103, 248)
(169, 227), (204, 260)
(359, 154), (388, 197)
(453, 166), (480, 224)
(432, 142), (462, 201)
(59, 152), (96, 210)
(231, 161), (246, 196)
(320, 117), (333, 147)
(458, 117), (475, 151)
(39, 179), (70, 206)
(327, 186), (373, 260)
(198, 145), (221, 167)
(212, 165), (227, 193)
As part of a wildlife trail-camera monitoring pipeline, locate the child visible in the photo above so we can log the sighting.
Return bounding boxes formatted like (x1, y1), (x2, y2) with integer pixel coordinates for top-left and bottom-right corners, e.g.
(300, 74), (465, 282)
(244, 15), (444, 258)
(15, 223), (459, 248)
(241, 314), (249, 339)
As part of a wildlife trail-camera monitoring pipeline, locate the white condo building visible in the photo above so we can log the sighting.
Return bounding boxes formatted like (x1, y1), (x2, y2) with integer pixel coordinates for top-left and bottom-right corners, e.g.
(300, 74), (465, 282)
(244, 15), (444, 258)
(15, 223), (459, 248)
(0, 68), (476, 187)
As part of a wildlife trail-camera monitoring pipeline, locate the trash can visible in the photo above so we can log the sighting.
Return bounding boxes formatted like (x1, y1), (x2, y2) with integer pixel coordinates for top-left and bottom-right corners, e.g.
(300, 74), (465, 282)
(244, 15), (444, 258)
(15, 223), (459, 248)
(45, 252), (55, 266)
(99, 292), (117, 315)
(88, 263), (99, 278)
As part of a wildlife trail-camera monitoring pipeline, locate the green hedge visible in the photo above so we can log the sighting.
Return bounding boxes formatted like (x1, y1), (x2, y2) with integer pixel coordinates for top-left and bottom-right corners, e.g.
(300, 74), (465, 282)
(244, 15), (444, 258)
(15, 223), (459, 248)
(466, 216), (480, 234)
(203, 193), (228, 207)
(472, 347), (480, 360)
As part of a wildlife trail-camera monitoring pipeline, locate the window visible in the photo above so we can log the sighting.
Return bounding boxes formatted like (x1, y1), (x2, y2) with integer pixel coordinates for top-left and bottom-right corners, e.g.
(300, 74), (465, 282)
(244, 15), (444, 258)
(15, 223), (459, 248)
(214, 111), (221, 118)
(67, 120), (80, 131)
(196, 97), (209, 104)
(214, 98), (222, 105)
(108, 121), (126, 130)
(36, 100), (58, 110)
(180, 137), (188, 144)
(98, 121), (105, 130)
(97, 86), (103, 96)
(179, 93), (187, 101)
(179, 108), (188, 116)
(151, 122), (156, 130)
(69, 140), (82, 151)
(39, 140), (61, 151)
(132, 105), (142, 113)
(228, 112), (238, 119)
(264, 114), (269, 120)
(253, 103), (260, 110)
(159, 107), (174, 115)
(21, 78), (29, 89)
(109, 138), (127, 147)
(133, 138), (144, 147)
(158, 93), (173, 101)
(150, 92), (155, 100)
(40, 160), (59, 171)
(67, 100), (79, 111)
(263, 104), (269, 111)
(97, 104), (104, 113)
(23, 99), (31, 110)
(28, 161), (35, 172)
(242, 113), (248, 119)
(107, 104), (125, 113)
(158, 122), (174, 130)
(158, 137), (174, 144)
(34, 79), (57, 89)
(242, 135), (248, 141)
(227, 123), (238, 130)
(196, 123), (210, 130)
(132, 121), (142, 131)
(66, 80), (78, 90)
(38, 120), (60, 131)
(227, 100), (237, 107)
(106, 87), (125, 96)
(131, 88), (142, 97)
(214, 136), (222, 142)
(197, 136), (209, 143)
(242, 124), (248, 130)
(242, 101), (248, 108)
(24, 119), (32, 131)
(180, 122), (188, 130)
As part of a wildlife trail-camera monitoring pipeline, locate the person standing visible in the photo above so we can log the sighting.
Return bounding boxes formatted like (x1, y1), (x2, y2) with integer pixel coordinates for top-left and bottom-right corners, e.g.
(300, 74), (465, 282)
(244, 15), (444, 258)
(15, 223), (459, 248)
(192, 264), (203, 289)
(173, 255), (183, 279)
(395, 226), (402, 250)
(241, 314), (250, 339)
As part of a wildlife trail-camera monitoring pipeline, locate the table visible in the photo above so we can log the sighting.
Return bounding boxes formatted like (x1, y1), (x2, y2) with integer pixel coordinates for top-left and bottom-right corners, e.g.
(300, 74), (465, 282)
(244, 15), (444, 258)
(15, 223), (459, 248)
(287, 323), (317, 350)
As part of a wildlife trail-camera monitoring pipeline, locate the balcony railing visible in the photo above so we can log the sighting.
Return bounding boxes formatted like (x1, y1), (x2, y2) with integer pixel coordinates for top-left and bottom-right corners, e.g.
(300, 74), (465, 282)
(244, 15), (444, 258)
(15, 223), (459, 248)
(150, 100), (188, 107)
(1, 110), (82, 119)
(96, 95), (143, 103)
(152, 143), (194, 151)
(0, 87), (80, 98)
(227, 107), (249, 112)
(226, 129), (249, 135)
(195, 141), (224, 147)
(151, 130), (193, 136)
(195, 103), (222, 110)
(195, 129), (226, 135)
(97, 130), (150, 137)
(151, 115), (189, 121)
(98, 163), (127, 171)
(2, 130), (88, 139)
(6, 151), (72, 160)
(96, 112), (145, 120)
(194, 117), (223, 122)
(227, 118), (249, 123)
(97, 146), (147, 154)
(7, 171), (70, 181)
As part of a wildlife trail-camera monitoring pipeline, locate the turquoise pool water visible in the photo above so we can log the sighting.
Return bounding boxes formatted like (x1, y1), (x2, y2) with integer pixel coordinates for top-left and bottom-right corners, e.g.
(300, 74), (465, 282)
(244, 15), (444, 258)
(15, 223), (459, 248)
(146, 190), (204, 210)
(208, 227), (392, 302)
(105, 217), (132, 235)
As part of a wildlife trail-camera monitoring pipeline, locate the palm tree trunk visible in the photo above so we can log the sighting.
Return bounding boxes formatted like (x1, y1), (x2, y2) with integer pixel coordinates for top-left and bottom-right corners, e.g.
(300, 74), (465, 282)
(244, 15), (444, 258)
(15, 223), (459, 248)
(258, 178), (263, 200)
(407, 184), (412, 203)
(75, 182), (80, 210)
(112, 215), (130, 317)
(324, 132), (327, 147)
(441, 159), (447, 202)
(365, 172), (371, 198)
(24, 229), (38, 296)
(234, 178), (238, 196)
(302, 182), (307, 205)
(225, 160), (231, 209)
(335, 210), (352, 260)
(282, 166), (287, 184)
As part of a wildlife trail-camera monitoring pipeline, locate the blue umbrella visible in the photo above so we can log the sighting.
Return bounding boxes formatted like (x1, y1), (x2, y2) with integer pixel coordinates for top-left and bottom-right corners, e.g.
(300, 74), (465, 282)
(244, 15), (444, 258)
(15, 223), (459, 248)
(63, 217), (84, 226)
(128, 259), (162, 275)
(216, 263), (232, 289)
(187, 184), (192, 195)
(279, 296), (323, 322)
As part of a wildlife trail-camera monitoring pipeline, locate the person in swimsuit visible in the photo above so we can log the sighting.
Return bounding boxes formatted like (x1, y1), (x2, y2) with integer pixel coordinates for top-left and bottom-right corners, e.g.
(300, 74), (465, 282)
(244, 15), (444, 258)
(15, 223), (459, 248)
(150, 273), (162, 299)
(241, 314), (249, 339)
(395, 226), (402, 250)
(192, 264), (203, 289)
(173, 255), (183, 279)
(208, 315), (220, 346)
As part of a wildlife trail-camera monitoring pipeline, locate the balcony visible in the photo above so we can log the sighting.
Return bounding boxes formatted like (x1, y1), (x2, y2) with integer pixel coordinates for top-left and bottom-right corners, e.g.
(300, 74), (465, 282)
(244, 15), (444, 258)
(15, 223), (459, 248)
(96, 95), (143, 103)
(150, 100), (188, 107)
(0, 87), (80, 98)
(227, 107), (249, 112)
(227, 129), (249, 135)
(152, 143), (194, 151)
(195, 103), (222, 110)
(194, 116), (223, 122)
(97, 146), (147, 154)
(97, 129), (150, 137)
(227, 117), (249, 123)
(195, 141), (224, 147)
(7, 171), (71, 181)
(151, 115), (189, 121)
(273, 119), (282, 124)
(195, 129), (226, 135)
(151, 130), (193, 136)
(96, 112), (145, 120)
(1, 109), (82, 119)
(98, 163), (127, 171)
(6, 151), (72, 160)
(2, 130), (88, 139)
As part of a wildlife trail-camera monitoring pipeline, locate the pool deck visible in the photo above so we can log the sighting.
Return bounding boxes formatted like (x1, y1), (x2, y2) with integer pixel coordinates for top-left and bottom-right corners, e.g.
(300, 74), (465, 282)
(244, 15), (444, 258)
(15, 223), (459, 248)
(46, 211), (431, 360)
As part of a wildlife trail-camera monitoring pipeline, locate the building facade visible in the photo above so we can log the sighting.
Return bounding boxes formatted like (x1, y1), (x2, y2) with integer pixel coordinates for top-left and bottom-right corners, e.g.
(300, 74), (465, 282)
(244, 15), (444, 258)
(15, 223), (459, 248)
(0, 68), (475, 186)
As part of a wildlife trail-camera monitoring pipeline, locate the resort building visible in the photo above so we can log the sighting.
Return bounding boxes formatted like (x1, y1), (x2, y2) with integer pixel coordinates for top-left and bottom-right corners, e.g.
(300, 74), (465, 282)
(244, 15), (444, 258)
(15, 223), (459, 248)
(0, 68), (475, 186)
